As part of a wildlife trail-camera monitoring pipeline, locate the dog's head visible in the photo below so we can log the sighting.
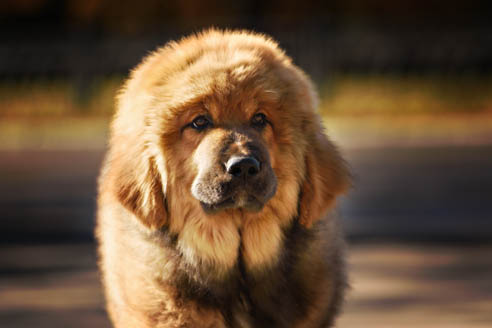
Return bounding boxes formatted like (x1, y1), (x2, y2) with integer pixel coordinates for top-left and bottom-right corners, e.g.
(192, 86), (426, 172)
(105, 30), (349, 235)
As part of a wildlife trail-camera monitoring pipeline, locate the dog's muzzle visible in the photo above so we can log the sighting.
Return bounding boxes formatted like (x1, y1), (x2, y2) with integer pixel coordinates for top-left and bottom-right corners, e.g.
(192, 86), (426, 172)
(191, 153), (277, 213)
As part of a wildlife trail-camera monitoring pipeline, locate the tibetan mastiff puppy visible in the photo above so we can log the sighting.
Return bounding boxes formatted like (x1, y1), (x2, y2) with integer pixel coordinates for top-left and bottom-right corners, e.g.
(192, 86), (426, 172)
(97, 29), (350, 328)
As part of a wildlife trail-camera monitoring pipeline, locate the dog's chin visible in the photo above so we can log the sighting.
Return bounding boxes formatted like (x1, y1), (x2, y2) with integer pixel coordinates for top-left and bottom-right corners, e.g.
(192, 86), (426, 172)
(199, 193), (266, 214)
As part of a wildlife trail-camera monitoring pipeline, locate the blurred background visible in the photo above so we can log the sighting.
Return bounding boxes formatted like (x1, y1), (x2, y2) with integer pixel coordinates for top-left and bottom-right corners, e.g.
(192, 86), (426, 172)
(1, 1), (492, 327)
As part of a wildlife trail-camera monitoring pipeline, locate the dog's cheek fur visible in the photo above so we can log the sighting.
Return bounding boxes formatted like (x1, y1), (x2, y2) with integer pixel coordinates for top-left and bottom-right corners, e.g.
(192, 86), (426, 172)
(299, 122), (350, 228)
(176, 211), (242, 275)
(103, 136), (168, 230)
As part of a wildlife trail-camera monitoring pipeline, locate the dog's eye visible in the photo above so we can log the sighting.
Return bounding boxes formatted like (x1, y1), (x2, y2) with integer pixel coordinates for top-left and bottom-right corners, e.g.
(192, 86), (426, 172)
(251, 113), (267, 128)
(191, 116), (212, 131)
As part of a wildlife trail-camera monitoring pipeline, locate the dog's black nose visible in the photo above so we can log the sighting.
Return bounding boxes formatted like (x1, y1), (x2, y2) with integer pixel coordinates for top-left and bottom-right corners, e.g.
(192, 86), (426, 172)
(226, 156), (261, 178)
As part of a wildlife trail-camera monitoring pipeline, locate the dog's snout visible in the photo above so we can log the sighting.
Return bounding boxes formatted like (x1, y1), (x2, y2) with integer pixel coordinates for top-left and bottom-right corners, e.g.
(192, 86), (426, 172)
(226, 156), (260, 178)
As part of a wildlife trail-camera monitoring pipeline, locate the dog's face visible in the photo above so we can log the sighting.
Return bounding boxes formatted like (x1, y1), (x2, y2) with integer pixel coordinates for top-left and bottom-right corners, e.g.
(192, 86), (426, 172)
(172, 75), (302, 215)
(189, 113), (277, 213)
(106, 30), (349, 272)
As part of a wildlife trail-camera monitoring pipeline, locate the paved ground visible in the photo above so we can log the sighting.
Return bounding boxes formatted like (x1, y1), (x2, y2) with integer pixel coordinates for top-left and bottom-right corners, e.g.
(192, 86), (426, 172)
(338, 243), (492, 328)
(1, 243), (491, 328)
(341, 145), (492, 241)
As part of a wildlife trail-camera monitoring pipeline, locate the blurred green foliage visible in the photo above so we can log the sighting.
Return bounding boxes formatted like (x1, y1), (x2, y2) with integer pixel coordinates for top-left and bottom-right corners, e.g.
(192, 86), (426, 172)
(0, 76), (123, 118)
(1, 74), (491, 150)
(320, 74), (492, 115)
(1, 74), (491, 118)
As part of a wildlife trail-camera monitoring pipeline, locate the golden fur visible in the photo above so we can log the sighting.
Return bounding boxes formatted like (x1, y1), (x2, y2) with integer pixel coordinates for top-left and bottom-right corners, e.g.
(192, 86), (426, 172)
(97, 29), (350, 328)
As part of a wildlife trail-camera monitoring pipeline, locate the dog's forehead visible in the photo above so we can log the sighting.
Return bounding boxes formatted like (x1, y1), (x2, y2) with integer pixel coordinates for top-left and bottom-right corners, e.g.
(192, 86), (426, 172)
(204, 87), (266, 120)
(147, 43), (305, 127)
(168, 68), (283, 122)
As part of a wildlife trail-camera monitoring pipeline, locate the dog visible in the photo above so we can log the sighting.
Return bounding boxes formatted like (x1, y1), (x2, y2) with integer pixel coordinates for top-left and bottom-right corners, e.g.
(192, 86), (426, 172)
(96, 29), (350, 328)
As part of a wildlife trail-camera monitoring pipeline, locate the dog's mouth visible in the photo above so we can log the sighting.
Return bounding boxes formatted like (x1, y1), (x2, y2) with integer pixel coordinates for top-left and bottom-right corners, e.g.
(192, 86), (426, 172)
(192, 174), (277, 214)
(191, 152), (278, 214)
(199, 192), (266, 214)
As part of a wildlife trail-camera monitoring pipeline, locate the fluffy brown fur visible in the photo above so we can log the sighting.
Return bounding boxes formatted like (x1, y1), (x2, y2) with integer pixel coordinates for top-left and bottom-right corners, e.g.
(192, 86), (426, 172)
(96, 29), (350, 328)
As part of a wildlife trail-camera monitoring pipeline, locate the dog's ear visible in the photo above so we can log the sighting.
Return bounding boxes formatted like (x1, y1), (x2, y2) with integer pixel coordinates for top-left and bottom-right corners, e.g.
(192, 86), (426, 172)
(299, 123), (350, 228)
(106, 140), (167, 230)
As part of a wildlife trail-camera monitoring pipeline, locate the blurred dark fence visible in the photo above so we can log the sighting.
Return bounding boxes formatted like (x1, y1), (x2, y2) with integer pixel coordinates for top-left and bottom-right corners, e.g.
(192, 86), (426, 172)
(2, 24), (492, 81)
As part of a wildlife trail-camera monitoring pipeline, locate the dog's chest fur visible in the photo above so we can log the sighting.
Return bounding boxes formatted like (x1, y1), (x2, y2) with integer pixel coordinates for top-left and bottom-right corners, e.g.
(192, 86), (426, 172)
(159, 221), (321, 328)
